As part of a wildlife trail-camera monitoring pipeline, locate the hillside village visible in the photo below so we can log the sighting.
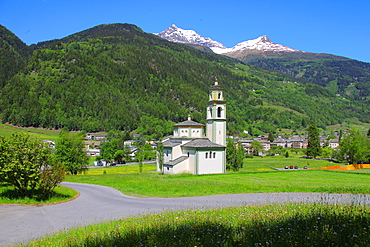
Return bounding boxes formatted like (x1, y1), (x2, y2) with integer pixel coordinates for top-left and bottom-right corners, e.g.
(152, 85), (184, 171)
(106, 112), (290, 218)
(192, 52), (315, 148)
(80, 81), (344, 170)
(83, 133), (340, 160)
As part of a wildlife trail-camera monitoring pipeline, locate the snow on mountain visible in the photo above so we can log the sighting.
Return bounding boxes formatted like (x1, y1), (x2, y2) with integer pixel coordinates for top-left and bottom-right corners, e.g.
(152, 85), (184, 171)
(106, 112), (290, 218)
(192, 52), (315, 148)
(155, 25), (301, 54)
(155, 24), (226, 49)
(214, 35), (300, 54)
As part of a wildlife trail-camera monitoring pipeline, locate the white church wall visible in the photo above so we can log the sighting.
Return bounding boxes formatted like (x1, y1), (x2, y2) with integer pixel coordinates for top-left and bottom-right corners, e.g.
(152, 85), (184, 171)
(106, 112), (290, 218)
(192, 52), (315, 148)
(214, 121), (226, 146)
(197, 150), (224, 174)
(182, 149), (196, 174)
(173, 159), (189, 174)
(172, 144), (183, 159)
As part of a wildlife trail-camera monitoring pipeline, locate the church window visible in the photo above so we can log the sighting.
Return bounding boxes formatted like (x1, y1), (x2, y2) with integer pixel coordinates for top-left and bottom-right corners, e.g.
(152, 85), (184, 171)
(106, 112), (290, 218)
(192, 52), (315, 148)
(209, 107), (212, 117)
(217, 107), (222, 118)
(218, 93), (221, 99)
(205, 153), (208, 159)
(166, 150), (168, 156)
(209, 151), (212, 158)
(213, 152), (216, 158)
(187, 152), (189, 157)
(167, 167), (169, 170)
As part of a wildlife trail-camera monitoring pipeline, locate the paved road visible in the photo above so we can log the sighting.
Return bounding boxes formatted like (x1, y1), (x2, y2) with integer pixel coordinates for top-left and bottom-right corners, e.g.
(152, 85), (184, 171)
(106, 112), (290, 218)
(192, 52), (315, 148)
(0, 182), (369, 246)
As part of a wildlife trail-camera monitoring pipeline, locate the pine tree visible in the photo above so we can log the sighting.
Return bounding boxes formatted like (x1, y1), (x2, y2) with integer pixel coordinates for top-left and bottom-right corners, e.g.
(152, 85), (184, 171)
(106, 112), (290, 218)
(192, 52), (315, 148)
(268, 132), (275, 142)
(306, 122), (321, 158)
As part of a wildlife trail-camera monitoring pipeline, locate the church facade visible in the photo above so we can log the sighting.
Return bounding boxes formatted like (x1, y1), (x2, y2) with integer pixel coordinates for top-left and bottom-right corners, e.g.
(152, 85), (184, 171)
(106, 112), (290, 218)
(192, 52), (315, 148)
(156, 81), (226, 175)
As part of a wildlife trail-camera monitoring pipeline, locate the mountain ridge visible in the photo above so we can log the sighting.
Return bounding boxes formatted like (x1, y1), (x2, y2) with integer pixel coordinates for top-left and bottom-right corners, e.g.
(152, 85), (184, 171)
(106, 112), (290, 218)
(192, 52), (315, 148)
(155, 24), (370, 101)
(155, 25), (301, 55)
(0, 23), (369, 135)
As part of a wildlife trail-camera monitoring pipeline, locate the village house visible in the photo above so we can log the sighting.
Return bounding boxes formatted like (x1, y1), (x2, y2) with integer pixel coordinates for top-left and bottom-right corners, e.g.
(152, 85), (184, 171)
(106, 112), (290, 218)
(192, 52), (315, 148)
(85, 133), (106, 141)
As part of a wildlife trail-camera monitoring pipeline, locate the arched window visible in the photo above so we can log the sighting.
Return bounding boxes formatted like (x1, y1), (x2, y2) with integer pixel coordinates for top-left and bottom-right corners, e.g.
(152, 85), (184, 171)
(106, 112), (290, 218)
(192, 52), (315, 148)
(213, 152), (216, 158)
(217, 107), (222, 118)
(218, 93), (221, 99)
(205, 153), (208, 159)
(209, 151), (212, 158)
(187, 152), (190, 157)
(209, 107), (212, 117)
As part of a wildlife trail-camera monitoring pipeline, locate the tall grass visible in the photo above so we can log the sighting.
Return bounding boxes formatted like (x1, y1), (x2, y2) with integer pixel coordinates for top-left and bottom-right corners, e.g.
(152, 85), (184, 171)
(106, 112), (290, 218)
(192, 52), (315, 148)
(24, 203), (369, 246)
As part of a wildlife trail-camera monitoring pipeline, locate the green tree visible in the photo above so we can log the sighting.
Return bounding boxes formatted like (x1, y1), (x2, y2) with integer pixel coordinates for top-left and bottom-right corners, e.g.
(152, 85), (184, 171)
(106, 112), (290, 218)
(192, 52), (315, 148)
(100, 139), (119, 163)
(338, 130), (370, 164)
(306, 122), (321, 158)
(0, 133), (65, 198)
(235, 141), (245, 171)
(226, 140), (244, 171)
(113, 150), (125, 164)
(321, 146), (334, 159)
(268, 132), (275, 142)
(226, 139), (236, 171)
(250, 140), (263, 156)
(156, 141), (164, 173)
(55, 130), (88, 174)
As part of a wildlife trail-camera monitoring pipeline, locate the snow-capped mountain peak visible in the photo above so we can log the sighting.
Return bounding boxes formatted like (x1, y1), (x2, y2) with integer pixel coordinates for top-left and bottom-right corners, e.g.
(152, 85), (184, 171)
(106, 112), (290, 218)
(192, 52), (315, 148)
(223, 35), (299, 54)
(155, 25), (226, 49)
(155, 25), (301, 55)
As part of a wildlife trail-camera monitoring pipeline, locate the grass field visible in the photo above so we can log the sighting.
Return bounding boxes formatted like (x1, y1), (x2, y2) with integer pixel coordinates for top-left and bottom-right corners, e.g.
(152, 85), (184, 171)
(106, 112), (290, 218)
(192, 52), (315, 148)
(64, 158), (370, 197)
(25, 203), (369, 246)
(0, 123), (61, 141)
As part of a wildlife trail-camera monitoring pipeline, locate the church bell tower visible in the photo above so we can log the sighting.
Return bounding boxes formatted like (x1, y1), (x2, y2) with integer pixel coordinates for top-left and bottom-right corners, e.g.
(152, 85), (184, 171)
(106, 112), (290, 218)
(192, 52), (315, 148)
(206, 80), (226, 146)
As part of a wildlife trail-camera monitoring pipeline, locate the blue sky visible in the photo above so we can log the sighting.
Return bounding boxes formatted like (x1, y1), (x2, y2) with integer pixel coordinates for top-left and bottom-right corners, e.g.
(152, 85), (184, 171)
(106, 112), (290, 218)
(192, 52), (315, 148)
(1, 0), (369, 62)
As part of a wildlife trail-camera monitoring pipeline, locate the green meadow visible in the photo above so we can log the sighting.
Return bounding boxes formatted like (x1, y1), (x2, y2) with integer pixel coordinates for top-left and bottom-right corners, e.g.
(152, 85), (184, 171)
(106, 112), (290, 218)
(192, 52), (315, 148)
(0, 123), (61, 141)
(65, 163), (370, 197)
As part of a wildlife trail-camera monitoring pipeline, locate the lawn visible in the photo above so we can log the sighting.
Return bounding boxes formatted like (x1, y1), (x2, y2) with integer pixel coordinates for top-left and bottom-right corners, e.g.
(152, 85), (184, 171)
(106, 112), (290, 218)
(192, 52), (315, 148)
(65, 158), (370, 197)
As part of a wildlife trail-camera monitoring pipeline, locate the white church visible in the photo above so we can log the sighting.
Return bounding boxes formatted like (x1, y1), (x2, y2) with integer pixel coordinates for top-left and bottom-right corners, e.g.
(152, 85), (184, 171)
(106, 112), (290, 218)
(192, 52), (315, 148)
(157, 81), (227, 174)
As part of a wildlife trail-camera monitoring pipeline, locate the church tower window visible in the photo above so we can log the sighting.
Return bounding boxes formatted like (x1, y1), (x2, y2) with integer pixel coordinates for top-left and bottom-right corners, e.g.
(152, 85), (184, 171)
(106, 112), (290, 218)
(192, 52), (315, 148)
(217, 107), (222, 118)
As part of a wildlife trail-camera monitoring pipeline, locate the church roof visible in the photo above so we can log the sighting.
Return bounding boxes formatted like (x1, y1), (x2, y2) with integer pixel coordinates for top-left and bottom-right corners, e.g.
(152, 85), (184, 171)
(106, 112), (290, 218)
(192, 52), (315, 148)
(173, 119), (204, 127)
(210, 80), (223, 90)
(163, 140), (182, 148)
(181, 138), (225, 148)
(164, 156), (189, 166)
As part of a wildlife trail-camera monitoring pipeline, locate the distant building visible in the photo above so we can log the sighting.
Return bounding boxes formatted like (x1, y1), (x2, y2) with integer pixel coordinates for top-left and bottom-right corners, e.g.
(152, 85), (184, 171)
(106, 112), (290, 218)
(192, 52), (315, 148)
(85, 134), (106, 141)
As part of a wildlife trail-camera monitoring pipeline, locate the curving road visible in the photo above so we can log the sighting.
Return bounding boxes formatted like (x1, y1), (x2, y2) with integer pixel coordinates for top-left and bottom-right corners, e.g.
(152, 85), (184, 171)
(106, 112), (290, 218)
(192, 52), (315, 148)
(0, 182), (369, 246)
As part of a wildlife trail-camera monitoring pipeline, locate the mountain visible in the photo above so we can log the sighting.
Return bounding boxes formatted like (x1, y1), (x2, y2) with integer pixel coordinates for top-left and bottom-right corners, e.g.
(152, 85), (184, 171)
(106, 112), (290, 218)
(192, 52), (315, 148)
(155, 24), (226, 50)
(155, 25), (370, 102)
(0, 23), (369, 136)
(154, 25), (300, 55)
(0, 25), (33, 87)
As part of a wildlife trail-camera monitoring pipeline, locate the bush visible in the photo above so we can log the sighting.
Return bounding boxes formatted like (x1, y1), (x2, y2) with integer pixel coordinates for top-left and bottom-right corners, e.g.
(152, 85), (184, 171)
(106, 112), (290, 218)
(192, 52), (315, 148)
(0, 133), (65, 198)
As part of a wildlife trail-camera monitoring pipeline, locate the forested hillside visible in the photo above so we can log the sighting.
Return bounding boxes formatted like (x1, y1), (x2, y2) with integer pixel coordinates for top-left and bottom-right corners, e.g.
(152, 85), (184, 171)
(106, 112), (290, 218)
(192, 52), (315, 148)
(0, 24), (369, 137)
(0, 25), (32, 87)
(236, 52), (370, 102)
